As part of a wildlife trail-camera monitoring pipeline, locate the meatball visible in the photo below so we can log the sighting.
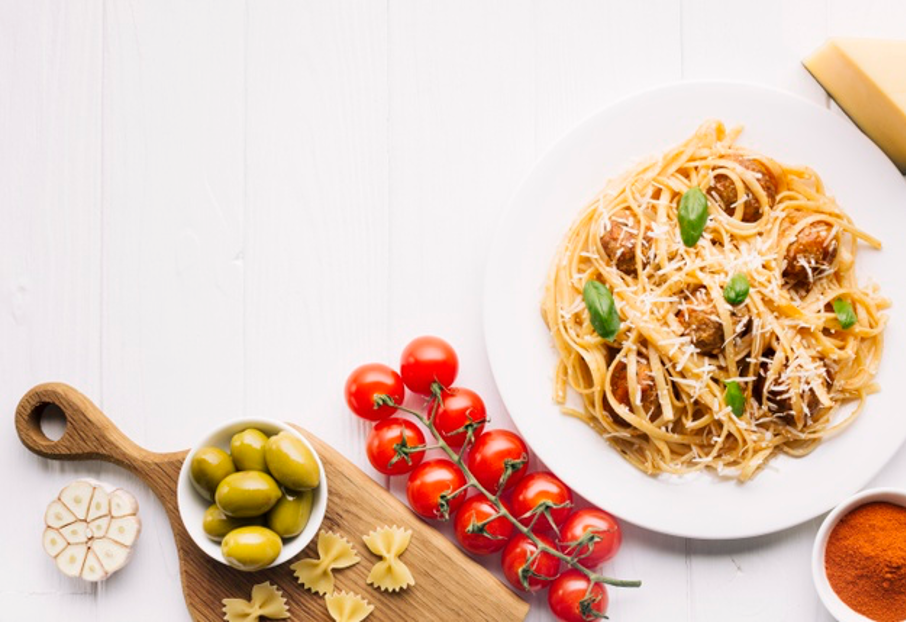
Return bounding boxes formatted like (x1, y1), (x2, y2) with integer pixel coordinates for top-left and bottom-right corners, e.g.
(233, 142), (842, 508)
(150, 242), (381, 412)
(606, 359), (660, 424)
(677, 288), (724, 354)
(782, 222), (838, 287)
(600, 212), (643, 276)
(708, 156), (777, 222)
(753, 350), (825, 421)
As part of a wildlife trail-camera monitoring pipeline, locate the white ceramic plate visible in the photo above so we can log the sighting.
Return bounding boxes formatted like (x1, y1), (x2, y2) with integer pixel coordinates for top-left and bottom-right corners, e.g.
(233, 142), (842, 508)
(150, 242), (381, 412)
(484, 81), (906, 540)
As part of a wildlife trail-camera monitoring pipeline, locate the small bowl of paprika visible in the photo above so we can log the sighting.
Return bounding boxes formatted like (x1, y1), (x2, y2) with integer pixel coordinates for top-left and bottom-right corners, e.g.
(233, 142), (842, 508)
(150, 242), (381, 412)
(813, 487), (906, 622)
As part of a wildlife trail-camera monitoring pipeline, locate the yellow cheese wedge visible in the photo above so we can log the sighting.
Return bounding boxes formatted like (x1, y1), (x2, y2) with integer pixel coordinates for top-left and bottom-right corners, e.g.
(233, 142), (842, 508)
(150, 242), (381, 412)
(804, 38), (906, 173)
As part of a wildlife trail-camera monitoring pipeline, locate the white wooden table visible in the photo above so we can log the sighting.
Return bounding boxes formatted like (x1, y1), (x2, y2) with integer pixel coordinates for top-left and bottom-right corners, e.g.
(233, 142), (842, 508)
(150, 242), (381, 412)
(3, 1), (905, 620)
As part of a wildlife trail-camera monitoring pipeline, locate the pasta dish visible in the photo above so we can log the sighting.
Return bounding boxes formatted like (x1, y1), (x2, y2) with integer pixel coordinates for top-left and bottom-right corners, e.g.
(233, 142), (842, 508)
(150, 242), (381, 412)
(542, 120), (887, 481)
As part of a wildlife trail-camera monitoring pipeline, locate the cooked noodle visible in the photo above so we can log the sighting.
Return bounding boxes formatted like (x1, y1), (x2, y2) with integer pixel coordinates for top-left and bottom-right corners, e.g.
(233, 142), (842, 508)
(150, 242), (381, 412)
(542, 120), (887, 481)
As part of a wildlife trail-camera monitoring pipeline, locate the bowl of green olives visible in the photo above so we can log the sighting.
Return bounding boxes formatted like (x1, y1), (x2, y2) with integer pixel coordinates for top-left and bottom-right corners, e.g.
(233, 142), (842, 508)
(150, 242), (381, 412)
(177, 419), (327, 572)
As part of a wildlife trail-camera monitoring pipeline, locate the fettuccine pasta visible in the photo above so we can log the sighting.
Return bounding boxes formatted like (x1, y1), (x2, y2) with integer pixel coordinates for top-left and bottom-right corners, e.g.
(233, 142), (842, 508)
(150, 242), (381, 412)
(542, 120), (887, 481)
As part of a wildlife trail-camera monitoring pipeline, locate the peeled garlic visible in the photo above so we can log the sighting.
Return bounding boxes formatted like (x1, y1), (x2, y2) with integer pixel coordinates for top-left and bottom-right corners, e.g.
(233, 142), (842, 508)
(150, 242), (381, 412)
(42, 479), (141, 582)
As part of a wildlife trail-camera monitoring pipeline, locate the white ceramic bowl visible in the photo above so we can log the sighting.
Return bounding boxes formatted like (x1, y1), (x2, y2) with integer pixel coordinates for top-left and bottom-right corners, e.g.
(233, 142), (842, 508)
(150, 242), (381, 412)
(812, 487), (906, 621)
(177, 418), (327, 570)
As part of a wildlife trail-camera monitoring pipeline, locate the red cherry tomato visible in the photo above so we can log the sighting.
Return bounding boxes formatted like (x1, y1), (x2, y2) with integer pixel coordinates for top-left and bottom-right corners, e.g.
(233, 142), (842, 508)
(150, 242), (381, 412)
(406, 459), (467, 520)
(434, 387), (487, 448)
(400, 336), (459, 394)
(366, 417), (426, 476)
(466, 430), (529, 494)
(548, 569), (609, 622)
(453, 495), (514, 555)
(501, 533), (561, 592)
(559, 508), (622, 569)
(511, 471), (573, 534)
(345, 363), (404, 421)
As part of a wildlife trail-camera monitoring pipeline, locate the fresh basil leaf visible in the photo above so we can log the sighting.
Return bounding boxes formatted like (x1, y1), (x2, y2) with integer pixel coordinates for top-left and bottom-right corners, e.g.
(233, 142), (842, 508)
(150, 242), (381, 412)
(725, 381), (745, 417)
(678, 186), (709, 247)
(583, 280), (620, 341)
(723, 273), (750, 306)
(833, 298), (857, 330)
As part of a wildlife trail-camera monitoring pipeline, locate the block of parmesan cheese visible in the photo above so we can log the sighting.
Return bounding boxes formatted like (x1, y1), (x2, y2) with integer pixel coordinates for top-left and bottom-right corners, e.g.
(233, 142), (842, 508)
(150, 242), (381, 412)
(804, 38), (906, 173)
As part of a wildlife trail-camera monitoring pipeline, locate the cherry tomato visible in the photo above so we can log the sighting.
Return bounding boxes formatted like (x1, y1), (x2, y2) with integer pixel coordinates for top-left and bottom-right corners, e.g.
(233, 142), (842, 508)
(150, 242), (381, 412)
(406, 459), (467, 520)
(466, 430), (529, 494)
(548, 569), (608, 622)
(501, 533), (561, 592)
(400, 336), (458, 394)
(558, 508), (622, 569)
(434, 387), (487, 448)
(453, 495), (514, 555)
(366, 417), (426, 476)
(511, 471), (573, 534)
(345, 363), (404, 421)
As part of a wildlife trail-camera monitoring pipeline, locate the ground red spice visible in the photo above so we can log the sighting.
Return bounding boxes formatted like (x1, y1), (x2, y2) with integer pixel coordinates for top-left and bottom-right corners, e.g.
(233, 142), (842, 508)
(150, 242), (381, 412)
(825, 502), (906, 622)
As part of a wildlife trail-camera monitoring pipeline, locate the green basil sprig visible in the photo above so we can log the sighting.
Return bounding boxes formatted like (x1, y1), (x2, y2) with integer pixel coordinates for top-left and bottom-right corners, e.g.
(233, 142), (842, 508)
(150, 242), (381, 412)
(678, 186), (709, 247)
(723, 273), (750, 306)
(583, 280), (620, 341)
(833, 298), (857, 330)
(724, 381), (745, 417)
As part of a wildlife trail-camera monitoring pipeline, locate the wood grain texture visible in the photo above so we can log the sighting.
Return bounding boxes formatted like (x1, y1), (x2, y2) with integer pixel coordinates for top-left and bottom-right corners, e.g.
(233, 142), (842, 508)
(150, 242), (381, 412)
(16, 383), (529, 622)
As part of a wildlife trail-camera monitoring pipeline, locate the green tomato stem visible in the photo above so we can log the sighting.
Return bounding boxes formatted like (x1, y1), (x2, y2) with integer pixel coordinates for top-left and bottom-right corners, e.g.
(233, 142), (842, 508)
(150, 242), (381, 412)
(385, 394), (642, 590)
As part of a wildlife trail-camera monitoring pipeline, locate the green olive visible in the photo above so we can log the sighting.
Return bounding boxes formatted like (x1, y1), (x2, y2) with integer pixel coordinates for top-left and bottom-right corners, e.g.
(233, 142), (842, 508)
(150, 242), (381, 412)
(215, 471), (282, 518)
(221, 526), (282, 571)
(202, 504), (262, 541)
(264, 431), (320, 491)
(230, 428), (269, 472)
(266, 490), (313, 538)
(190, 447), (236, 499)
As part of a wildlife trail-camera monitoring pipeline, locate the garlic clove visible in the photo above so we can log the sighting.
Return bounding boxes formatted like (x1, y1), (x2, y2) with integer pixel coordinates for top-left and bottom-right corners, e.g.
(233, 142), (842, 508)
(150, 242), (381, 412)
(106, 516), (141, 547)
(80, 549), (108, 582)
(88, 515), (111, 539)
(43, 528), (67, 558)
(61, 521), (89, 544)
(92, 538), (130, 574)
(109, 489), (138, 518)
(56, 544), (88, 578)
(45, 500), (77, 529)
(86, 486), (110, 522)
(59, 481), (94, 520)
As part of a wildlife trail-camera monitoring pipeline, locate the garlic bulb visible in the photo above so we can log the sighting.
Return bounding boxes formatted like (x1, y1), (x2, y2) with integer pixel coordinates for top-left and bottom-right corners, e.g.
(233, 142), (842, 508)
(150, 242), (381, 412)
(42, 479), (141, 582)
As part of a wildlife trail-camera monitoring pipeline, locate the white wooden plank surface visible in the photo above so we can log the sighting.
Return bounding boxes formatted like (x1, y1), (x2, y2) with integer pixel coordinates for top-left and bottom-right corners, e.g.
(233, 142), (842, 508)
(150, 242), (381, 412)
(245, 0), (389, 476)
(98, 0), (246, 618)
(0, 0), (103, 618)
(3, 0), (906, 620)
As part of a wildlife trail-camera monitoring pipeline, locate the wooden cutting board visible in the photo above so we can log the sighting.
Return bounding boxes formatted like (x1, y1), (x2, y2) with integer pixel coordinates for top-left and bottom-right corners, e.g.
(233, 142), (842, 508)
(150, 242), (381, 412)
(15, 383), (529, 622)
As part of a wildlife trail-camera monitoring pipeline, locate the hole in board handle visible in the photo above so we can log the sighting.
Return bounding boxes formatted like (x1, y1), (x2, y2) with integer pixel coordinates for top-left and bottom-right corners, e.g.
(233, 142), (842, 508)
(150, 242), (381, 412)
(38, 403), (67, 442)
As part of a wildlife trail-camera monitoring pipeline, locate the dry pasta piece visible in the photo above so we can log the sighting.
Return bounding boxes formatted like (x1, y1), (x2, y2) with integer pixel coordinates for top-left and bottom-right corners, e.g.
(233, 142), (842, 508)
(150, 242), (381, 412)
(222, 582), (289, 622)
(325, 590), (374, 622)
(291, 530), (360, 595)
(362, 525), (414, 592)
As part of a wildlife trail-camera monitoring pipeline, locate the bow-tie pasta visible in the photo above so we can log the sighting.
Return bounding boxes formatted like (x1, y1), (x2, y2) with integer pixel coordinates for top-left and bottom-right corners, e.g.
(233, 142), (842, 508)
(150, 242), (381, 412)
(362, 525), (414, 592)
(291, 530), (360, 595)
(222, 582), (289, 622)
(325, 590), (374, 622)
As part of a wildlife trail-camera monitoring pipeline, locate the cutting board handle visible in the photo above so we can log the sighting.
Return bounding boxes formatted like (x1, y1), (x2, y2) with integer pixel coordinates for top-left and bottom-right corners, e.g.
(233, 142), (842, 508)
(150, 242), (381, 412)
(15, 383), (184, 501)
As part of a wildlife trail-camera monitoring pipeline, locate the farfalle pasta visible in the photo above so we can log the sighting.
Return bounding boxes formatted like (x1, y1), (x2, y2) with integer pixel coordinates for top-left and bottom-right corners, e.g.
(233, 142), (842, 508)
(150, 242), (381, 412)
(325, 590), (375, 622)
(222, 582), (289, 622)
(291, 530), (360, 595)
(362, 525), (414, 592)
